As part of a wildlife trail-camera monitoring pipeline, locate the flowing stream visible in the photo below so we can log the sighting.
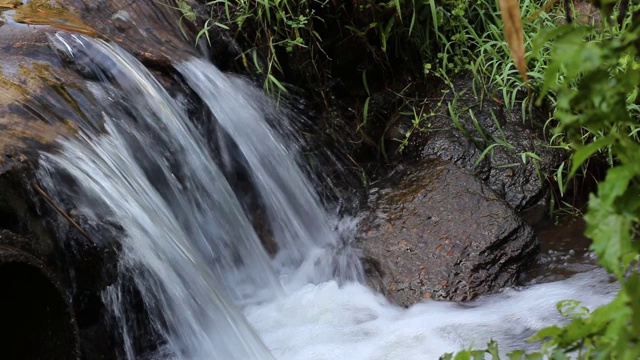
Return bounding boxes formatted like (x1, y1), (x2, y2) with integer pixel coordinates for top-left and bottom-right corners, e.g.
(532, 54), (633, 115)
(38, 33), (616, 359)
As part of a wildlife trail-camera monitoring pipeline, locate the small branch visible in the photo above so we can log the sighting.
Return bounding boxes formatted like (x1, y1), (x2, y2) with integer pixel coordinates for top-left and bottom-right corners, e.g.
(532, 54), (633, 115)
(31, 181), (94, 243)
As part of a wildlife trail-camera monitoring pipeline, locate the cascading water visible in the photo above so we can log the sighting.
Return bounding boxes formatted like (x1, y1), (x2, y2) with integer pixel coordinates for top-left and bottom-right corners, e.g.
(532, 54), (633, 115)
(176, 60), (363, 285)
(40, 33), (284, 360)
(37, 32), (617, 360)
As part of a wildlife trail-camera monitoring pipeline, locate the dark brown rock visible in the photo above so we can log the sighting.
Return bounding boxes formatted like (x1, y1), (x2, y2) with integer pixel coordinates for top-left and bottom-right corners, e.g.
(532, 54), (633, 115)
(0, 230), (80, 360)
(357, 159), (538, 306)
(0, 1), (216, 358)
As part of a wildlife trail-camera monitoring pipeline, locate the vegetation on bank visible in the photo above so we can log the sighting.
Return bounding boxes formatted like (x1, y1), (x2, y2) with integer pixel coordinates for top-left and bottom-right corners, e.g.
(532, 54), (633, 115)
(444, 0), (640, 358)
(170, 0), (640, 358)
(173, 0), (563, 164)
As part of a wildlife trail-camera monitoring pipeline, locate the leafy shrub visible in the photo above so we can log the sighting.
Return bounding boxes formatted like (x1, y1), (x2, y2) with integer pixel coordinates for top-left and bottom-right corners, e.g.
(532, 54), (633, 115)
(444, 1), (640, 358)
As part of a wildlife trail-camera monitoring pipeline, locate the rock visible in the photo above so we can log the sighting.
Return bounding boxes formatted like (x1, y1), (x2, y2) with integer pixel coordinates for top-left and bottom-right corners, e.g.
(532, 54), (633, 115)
(9, 0), (198, 67)
(0, 230), (80, 359)
(0, 36), (88, 353)
(0, 6), (179, 358)
(0, 18), (74, 265)
(556, 0), (600, 26)
(357, 159), (538, 306)
(388, 75), (566, 218)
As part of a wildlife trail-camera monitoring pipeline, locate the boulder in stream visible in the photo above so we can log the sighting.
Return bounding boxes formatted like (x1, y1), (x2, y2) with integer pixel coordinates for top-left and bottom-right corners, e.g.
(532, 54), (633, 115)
(357, 159), (538, 306)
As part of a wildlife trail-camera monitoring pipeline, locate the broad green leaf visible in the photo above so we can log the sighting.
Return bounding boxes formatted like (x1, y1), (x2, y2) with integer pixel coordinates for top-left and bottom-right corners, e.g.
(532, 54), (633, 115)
(568, 136), (615, 181)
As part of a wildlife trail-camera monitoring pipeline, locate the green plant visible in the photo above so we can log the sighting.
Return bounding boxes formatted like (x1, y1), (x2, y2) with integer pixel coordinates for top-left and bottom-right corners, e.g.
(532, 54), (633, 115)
(159, 0), (197, 37)
(192, 0), (326, 94)
(432, 0), (561, 108)
(394, 99), (438, 153)
(360, 69), (372, 131)
(444, 1), (640, 358)
(171, 0), (557, 162)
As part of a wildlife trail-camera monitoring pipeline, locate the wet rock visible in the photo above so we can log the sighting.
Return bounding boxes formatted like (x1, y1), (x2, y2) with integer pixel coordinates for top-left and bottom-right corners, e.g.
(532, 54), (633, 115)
(0, 1), (219, 358)
(0, 135), (121, 359)
(410, 128), (491, 180)
(389, 76), (566, 217)
(0, 13), (99, 251)
(0, 133), (130, 360)
(9, 0), (198, 67)
(357, 159), (538, 306)
(556, 0), (600, 26)
(0, 230), (80, 360)
(0, 16), (125, 360)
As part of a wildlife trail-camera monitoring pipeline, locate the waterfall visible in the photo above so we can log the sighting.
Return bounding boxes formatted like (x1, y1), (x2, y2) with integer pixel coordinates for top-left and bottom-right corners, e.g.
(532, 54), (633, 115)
(176, 60), (363, 285)
(39, 33), (360, 359)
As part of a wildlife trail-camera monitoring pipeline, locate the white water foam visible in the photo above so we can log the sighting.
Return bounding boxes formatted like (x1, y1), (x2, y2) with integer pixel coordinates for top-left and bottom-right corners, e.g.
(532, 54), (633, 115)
(246, 268), (616, 360)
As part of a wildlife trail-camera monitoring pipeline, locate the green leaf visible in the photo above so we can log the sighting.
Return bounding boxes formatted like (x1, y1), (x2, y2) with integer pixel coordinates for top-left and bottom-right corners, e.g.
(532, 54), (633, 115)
(362, 70), (370, 96)
(585, 165), (636, 277)
(392, 0), (401, 17)
(474, 143), (503, 167)
(556, 300), (590, 319)
(568, 136), (615, 180)
(408, 0), (416, 35)
(363, 97), (370, 127)
(428, 0), (439, 39)
(213, 22), (230, 30)
(507, 350), (525, 360)
(529, 325), (562, 342)
(556, 162), (565, 197)
(486, 340), (500, 358)
(267, 74), (287, 92)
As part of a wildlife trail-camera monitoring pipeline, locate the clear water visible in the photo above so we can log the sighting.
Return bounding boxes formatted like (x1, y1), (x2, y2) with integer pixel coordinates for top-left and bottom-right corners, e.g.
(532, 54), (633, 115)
(38, 33), (616, 360)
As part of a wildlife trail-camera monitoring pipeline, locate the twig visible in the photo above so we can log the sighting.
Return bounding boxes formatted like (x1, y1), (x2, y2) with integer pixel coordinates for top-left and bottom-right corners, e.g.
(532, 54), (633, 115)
(31, 181), (93, 242)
